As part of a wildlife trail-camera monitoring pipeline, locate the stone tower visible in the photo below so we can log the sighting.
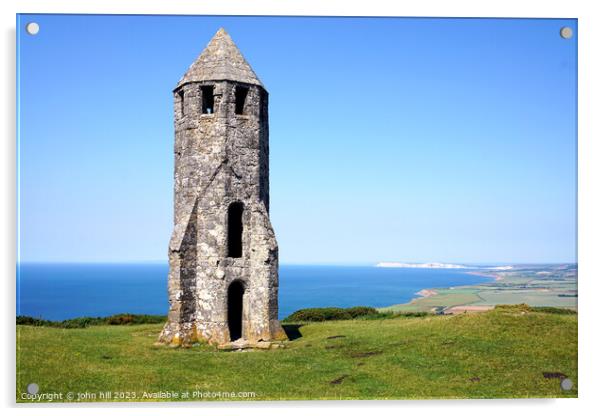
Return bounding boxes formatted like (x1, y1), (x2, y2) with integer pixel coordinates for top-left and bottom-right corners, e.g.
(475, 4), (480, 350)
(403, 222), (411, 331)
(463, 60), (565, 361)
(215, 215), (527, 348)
(159, 28), (287, 347)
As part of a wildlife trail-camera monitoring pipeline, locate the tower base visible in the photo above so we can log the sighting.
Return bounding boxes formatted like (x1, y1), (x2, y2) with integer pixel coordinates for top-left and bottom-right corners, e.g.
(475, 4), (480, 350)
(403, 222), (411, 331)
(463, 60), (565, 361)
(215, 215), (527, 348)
(158, 319), (288, 348)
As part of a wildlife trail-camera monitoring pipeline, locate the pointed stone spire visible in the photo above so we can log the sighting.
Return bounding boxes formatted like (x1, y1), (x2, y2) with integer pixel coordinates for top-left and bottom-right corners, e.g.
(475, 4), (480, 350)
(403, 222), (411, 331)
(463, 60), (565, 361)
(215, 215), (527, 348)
(175, 28), (264, 89)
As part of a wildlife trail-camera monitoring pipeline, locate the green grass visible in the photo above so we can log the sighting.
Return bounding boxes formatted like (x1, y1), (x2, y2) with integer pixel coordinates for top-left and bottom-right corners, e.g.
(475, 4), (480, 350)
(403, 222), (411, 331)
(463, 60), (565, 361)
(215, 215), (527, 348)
(16, 306), (577, 402)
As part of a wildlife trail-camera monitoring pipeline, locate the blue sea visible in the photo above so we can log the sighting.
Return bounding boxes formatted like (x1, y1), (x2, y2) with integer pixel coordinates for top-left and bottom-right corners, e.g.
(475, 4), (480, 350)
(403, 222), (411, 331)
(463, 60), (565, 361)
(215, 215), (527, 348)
(16, 263), (490, 320)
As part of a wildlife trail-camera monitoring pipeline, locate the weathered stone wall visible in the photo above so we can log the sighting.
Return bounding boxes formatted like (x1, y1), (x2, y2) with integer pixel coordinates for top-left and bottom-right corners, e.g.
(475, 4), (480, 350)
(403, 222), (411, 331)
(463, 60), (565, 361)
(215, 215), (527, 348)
(159, 30), (286, 346)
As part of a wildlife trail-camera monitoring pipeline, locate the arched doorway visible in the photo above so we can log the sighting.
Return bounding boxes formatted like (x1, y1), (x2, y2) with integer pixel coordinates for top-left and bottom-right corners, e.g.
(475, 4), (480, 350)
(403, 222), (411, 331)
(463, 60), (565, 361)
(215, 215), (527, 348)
(227, 280), (245, 341)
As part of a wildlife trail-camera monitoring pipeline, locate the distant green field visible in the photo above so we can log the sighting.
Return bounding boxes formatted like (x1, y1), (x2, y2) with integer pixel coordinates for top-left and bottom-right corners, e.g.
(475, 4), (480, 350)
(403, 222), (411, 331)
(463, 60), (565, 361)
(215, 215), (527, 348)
(17, 306), (577, 402)
(382, 265), (577, 313)
(473, 290), (577, 308)
(381, 291), (481, 313)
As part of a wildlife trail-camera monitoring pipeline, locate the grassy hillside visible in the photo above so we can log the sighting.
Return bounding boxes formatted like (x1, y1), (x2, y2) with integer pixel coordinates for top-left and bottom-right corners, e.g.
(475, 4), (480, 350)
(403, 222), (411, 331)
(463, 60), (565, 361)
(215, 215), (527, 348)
(17, 306), (577, 402)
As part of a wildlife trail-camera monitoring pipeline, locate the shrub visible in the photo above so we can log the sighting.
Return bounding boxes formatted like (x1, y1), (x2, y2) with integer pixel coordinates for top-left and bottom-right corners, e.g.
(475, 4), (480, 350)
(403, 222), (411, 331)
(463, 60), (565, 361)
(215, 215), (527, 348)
(284, 307), (347, 322)
(358, 311), (428, 320)
(16, 316), (51, 326)
(346, 306), (379, 318)
(16, 314), (166, 328)
(284, 306), (380, 322)
(108, 314), (135, 325)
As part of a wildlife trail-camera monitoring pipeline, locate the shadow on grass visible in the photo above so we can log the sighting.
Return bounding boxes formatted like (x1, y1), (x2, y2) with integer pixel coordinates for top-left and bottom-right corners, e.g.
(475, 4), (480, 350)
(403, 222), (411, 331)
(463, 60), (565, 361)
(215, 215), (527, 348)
(282, 324), (303, 341)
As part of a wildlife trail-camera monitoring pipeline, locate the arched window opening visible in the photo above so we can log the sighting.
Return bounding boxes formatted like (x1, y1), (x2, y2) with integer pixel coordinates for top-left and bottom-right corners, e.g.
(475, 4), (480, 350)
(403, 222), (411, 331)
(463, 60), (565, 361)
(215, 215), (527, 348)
(201, 85), (214, 114)
(235, 86), (249, 115)
(177, 89), (185, 116)
(227, 202), (243, 258)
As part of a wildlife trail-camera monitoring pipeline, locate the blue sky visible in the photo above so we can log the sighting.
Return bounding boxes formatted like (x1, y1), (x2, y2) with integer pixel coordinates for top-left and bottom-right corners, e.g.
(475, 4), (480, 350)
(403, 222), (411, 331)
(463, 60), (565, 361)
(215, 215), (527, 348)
(17, 15), (577, 264)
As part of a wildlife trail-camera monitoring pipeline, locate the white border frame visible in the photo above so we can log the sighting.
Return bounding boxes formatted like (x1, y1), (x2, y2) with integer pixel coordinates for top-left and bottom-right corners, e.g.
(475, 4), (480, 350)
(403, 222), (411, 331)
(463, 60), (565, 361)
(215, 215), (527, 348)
(3, 1), (600, 415)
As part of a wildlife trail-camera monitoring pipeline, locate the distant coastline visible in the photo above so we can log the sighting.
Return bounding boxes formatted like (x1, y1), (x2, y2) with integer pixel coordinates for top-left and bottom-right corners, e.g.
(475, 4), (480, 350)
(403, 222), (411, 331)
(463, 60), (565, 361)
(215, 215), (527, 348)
(375, 262), (514, 271)
(415, 288), (439, 298)
(382, 264), (577, 314)
(411, 271), (498, 302)
(375, 262), (469, 269)
(466, 270), (504, 281)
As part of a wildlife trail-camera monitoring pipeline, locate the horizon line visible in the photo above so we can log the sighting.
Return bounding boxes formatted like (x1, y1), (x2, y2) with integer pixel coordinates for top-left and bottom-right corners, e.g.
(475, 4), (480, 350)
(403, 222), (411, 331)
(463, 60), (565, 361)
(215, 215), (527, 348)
(16, 260), (577, 266)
